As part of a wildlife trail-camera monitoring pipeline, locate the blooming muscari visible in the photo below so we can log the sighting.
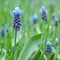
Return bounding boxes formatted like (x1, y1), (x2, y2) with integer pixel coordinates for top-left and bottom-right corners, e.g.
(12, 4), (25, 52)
(32, 14), (38, 24)
(46, 41), (52, 53)
(41, 6), (47, 20)
(52, 13), (56, 21)
(56, 38), (59, 46)
(1, 28), (5, 37)
(13, 7), (22, 30)
(12, 7), (23, 59)
(49, 2), (53, 8)
(6, 27), (9, 33)
(54, 18), (58, 26)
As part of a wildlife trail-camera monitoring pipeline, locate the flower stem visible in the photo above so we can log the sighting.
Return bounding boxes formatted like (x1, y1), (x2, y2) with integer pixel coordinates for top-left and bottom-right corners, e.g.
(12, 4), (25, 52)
(15, 29), (17, 50)
(14, 29), (17, 60)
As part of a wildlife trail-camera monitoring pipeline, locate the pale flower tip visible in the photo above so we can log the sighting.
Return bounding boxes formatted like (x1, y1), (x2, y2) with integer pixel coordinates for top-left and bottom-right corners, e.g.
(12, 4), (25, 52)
(46, 41), (51, 45)
(15, 7), (20, 11)
(41, 6), (47, 12)
(13, 7), (23, 16)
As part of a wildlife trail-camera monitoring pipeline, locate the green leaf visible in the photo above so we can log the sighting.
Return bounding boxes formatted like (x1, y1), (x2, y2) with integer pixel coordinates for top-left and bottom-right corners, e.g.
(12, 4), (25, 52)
(17, 34), (42, 60)
(29, 49), (41, 60)
(49, 53), (54, 60)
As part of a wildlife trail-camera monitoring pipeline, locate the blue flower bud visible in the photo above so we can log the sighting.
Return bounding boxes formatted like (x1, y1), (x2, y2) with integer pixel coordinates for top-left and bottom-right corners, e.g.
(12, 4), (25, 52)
(41, 6), (47, 12)
(52, 13), (56, 21)
(6, 27), (9, 33)
(49, 2), (53, 8)
(32, 14), (38, 24)
(1, 28), (5, 37)
(54, 18), (58, 26)
(46, 41), (52, 53)
(41, 6), (47, 20)
(56, 38), (59, 46)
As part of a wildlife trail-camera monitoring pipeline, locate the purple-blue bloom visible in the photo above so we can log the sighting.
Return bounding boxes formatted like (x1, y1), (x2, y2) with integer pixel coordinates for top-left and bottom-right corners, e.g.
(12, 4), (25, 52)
(46, 41), (52, 53)
(13, 7), (22, 16)
(52, 13), (56, 20)
(13, 7), (22, 30)
(41, 6), (47, 20)
(54, 18), (58, 26)
(32, 14), (38, 24)
(6, 27), (9, 33)
(49, 2), (53, 8)
(56, 38), (59, 46)
(1, 28), (5, 37)
(41, 6), (47, 12)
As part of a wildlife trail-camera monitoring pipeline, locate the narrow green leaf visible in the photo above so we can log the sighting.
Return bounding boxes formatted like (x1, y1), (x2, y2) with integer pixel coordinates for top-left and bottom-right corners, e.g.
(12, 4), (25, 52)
(49, 53), (54, 60)
(17, 34), (42, 60)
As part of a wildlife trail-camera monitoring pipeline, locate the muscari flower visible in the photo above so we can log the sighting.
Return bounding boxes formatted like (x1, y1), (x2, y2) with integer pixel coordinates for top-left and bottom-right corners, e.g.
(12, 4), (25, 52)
(49, 2), (53, 8)
(32, 14), (38, 24)
(41, 6), (47, 20)
(56, 38), (59, 46)
(7, 49), (11, 56)
(46, 41), (52, 53)
(13, 7), (22, 30)
(52, 13), (56, 21)
(6, 27), (9, 33)
(54, 18), (58, 26)
(1, 28), (5, 37)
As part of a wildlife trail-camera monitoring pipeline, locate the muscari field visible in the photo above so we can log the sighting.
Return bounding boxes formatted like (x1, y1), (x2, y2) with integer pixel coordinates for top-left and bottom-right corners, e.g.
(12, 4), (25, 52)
(0, 0), (60, 60)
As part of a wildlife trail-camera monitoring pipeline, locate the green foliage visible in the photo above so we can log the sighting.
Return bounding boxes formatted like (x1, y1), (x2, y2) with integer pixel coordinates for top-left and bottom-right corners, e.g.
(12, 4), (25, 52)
(17, 34), (42, 60)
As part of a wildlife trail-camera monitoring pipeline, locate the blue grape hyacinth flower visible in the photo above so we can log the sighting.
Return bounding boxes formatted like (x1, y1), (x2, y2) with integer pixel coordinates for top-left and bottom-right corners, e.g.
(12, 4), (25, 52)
(54, 18), (58, 26)
(49, 2), (53, 8)
(52, 13), (56, 21)
(32, 14), (38, 24)
(56, 38), (59, 46)
(46, 41), (52, 53)
(6, 27), (9, 33)
(12, 7), (23, 58)
(13, 7), (22, 30)
(41, 6), (47, 20)
(1, 28), (5, 37)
